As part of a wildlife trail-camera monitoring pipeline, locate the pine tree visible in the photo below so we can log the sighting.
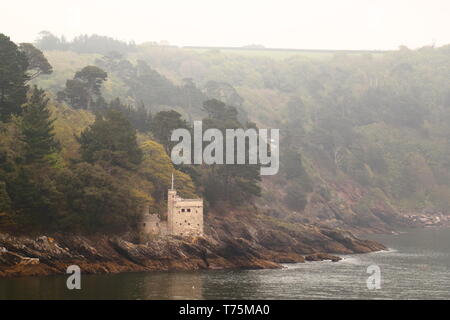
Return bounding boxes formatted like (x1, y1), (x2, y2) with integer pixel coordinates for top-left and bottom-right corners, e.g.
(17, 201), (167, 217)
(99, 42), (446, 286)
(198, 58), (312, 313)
(0, 33), (29, 121)
(57, 65), (107, 110)
(151, 110), (189, 154)
(20, 86), (60, 164)
(78, 109), (143, 168)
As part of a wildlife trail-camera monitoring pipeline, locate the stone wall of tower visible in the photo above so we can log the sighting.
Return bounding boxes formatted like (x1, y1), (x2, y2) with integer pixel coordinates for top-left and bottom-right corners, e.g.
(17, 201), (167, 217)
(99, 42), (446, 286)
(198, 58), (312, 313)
(141, 187), (203, 238)
(167, 189), (177, 234)
(166, 189), (203, 237)
(141, 213), (168, 237)
(170, 199), (203, 237)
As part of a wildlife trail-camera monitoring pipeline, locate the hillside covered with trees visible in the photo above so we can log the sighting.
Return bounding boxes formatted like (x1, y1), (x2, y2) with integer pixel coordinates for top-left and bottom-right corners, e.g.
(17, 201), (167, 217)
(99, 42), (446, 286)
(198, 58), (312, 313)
(0, 33), (266, 235)
(29, 33), (450, 231)
(2, 31), (450, 237)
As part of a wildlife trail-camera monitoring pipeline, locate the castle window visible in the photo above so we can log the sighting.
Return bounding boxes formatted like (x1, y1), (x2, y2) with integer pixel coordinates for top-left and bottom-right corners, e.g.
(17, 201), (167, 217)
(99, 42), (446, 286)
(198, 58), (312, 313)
(187, 208), (191, 212)
(181, 209), (185, 212)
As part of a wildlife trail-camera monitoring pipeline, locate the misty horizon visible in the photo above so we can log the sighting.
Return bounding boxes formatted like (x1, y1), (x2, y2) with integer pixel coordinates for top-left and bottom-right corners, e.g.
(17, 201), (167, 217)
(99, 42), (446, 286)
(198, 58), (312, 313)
(3, 0), (450, 51)
(7, 30), (450, 52)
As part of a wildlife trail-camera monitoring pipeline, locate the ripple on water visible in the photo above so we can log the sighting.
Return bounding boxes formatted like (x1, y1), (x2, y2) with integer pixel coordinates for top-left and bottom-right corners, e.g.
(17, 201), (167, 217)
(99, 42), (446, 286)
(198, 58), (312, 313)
(2, 228), (450, 299)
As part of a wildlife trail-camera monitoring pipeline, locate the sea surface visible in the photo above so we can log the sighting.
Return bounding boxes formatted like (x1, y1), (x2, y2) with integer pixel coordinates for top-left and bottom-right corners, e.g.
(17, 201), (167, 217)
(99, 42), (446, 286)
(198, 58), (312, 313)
(1, 227), (450, 299)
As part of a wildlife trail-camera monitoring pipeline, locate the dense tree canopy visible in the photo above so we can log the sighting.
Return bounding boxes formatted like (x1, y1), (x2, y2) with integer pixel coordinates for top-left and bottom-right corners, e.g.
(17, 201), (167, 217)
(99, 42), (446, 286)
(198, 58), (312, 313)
(57, 66), (107, 110)
(19, 43), (53, 80)
(4, 30), (450, 232)
(151, 110), (189, 154)
(0, 33), (197, 233)
(0, 34), (29, 121)
(36, 31), (136, 54)
(20, 86), (60, 164)
(78, 109), (143, 169)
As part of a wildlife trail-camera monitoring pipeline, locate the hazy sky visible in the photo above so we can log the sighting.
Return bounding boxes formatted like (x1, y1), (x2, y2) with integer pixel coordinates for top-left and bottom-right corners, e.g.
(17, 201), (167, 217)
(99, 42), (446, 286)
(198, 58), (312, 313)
(2, 0), (450, 50)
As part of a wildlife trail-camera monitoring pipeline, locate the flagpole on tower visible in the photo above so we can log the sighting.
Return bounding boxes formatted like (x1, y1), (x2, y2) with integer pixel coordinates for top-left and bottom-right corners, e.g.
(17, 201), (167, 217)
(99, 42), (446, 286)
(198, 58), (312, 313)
(171, 172), (174, 190)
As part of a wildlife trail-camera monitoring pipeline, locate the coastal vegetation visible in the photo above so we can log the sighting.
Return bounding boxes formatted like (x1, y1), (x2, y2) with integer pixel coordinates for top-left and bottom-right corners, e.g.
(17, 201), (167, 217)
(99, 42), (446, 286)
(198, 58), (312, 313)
(2, 31), (450, 236)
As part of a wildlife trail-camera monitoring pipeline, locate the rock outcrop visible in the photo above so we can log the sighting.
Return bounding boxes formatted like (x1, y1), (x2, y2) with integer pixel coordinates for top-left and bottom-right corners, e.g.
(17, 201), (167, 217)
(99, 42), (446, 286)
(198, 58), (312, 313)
(0, 210), (386, 278)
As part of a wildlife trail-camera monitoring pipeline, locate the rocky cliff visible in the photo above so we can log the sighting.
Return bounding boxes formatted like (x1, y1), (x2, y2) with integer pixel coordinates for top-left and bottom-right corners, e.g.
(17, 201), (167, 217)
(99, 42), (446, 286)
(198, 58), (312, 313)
(0, 210), (385, 278)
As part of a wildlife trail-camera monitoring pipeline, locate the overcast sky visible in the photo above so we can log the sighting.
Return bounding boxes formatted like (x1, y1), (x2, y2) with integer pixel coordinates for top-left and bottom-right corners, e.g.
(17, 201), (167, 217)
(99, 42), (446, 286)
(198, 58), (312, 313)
(2, 0), (450, 50)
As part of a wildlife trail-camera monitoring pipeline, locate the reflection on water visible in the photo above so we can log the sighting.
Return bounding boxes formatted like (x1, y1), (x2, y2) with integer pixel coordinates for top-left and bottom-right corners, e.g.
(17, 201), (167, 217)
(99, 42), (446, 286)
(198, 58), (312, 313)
(1, 227), (450, 299)
(0, 270), (204, 300)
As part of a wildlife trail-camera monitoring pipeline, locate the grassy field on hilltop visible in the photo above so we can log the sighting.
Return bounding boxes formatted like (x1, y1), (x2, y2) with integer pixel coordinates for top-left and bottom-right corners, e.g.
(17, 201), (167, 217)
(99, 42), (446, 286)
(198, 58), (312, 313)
(183, 46), (388, 60)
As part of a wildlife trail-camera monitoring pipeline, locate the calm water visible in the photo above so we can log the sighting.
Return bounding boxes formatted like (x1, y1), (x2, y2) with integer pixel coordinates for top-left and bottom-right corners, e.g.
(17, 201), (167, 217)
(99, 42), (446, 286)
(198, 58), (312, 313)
(1, 227), (450, 300)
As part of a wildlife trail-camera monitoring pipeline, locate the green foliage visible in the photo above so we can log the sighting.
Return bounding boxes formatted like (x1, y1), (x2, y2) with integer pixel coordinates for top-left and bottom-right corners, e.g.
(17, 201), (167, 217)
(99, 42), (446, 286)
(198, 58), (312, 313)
(202, 99), (239, 125)
(53, 163), (143, 232)
(0, 34), (206, 233)
(280, 140), (312, 211)
(19, 43), (53, 80)
(199, 99), (261, 206)
(36, 31), (136, 54)
(35, 31), (64, 51)
(0, 34), (29, 121)
(97, 56), (208, 117)
(57, 79), (90, 109)
(6, 168), (60, 228)
(0, 98), (197, 233)
(280, 148), (313, 192)
(50, 102), (95, 160)
(139, 139), (197, 208)
(127, 60), (181, 107)
(3, 162), (145, 232)
(109, 99), (152, 133)
(57, 65), (107, 110)
(30, 50), (101, 95)
(78, 109), (143, 169)
(21, 33), (450, 220)
(20, 86), (60, 164)
(75, 66), (108, 94)
(151, 110), (189, 153)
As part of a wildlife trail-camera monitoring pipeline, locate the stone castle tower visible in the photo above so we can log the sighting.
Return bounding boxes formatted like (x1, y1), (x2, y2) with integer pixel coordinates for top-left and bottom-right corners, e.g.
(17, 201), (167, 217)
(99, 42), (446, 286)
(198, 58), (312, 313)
(167, 173), (204, 236)
(141, 173), (203, 237)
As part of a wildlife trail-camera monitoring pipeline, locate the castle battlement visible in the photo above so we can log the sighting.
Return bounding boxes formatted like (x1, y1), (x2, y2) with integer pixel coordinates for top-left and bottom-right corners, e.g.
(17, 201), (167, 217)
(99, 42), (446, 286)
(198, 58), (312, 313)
(168, 187), (203, 237)
(142, 174), (204, 238)
(176, 198), (202, 202)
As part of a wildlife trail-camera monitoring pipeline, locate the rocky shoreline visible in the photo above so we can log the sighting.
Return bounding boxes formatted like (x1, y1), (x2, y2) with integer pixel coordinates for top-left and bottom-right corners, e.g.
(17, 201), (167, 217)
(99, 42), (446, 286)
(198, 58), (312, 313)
(0, 211), (386, 278)
(403, 212), (450, 228)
